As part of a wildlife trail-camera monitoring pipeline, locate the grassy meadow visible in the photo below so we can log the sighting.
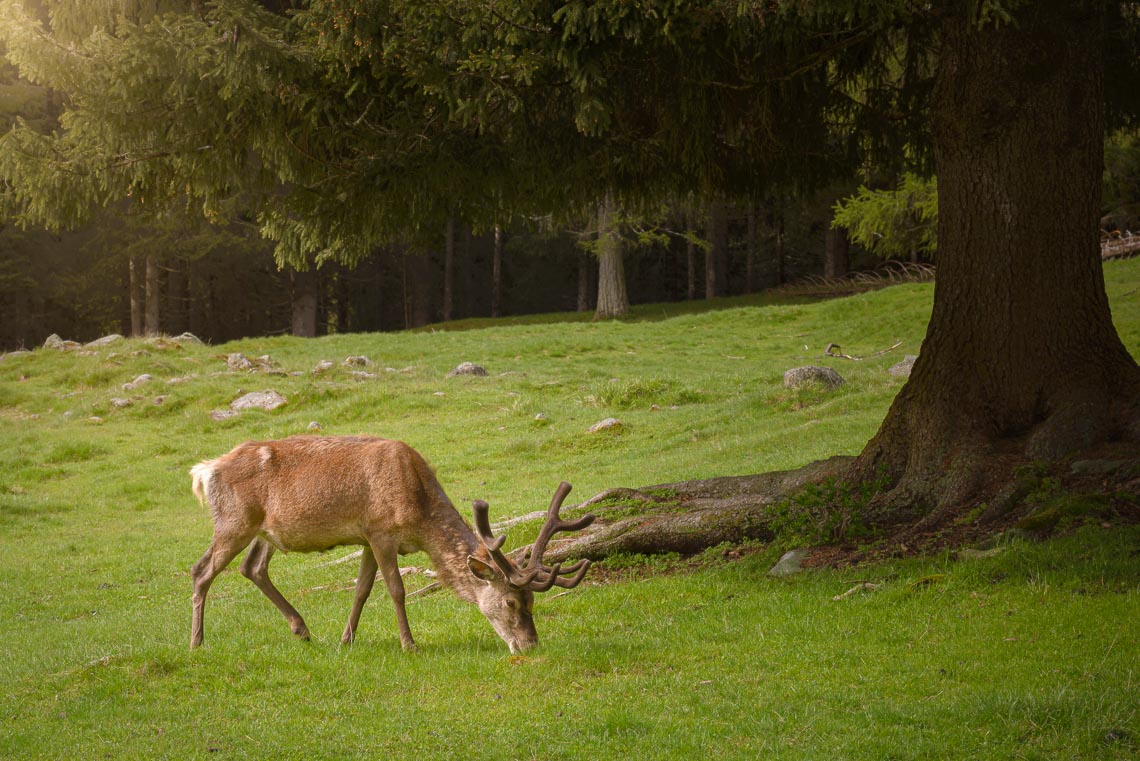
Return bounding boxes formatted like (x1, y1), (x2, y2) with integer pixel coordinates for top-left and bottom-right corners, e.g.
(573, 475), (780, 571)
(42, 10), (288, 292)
(1, 259), (1138, 759)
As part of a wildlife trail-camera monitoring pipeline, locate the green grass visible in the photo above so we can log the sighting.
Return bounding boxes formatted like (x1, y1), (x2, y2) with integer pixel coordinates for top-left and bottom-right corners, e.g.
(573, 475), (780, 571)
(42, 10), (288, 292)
(0, 258), (1138, 759)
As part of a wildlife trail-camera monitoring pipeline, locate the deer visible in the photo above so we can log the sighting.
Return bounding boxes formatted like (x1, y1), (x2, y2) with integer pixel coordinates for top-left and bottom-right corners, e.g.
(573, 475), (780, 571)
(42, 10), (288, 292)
(188, 435), (594, 653)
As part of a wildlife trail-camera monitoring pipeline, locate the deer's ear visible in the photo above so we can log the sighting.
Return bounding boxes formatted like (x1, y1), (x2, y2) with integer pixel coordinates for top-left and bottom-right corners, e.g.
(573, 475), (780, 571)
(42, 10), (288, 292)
(467, 555), (499, 581)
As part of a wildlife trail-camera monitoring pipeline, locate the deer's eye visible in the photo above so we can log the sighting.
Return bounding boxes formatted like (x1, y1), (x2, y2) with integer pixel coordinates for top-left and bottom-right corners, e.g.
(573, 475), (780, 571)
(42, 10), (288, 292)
(505, 598), (518, 610)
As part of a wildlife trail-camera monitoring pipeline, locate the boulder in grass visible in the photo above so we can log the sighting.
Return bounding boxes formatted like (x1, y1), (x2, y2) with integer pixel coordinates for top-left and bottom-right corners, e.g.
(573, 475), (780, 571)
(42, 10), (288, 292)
(230, 390), (287, 412)
(447, 362), (488, 377)
(888, 355), (918, 378)
(44, 334), (81, 351)
(84, 334), (124, 349)
(783, 366), (845, 390)
(587, 417), (622, 434)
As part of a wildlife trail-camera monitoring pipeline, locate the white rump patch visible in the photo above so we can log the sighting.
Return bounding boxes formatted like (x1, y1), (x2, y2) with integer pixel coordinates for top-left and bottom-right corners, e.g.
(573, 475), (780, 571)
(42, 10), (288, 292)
(258, 446), (273, 467)
(190, 461), (215, 507)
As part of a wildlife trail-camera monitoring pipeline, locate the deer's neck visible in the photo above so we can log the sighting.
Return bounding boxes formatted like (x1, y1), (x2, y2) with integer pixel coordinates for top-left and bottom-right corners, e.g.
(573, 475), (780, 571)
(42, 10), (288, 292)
(420, 506), (484, 605)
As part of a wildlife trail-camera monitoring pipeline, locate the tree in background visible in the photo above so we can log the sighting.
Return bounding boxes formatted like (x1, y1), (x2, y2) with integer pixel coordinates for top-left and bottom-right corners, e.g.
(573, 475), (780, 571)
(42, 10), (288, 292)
(831, 175), (938, 263)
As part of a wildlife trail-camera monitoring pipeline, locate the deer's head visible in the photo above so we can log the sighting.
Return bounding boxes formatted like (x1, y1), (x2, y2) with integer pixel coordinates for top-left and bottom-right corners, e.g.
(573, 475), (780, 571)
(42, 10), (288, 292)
(467, 482), (594, 653)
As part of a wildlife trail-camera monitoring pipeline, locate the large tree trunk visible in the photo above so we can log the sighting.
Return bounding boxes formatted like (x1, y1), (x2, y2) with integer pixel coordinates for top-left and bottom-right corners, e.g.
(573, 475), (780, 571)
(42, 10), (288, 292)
(853, 0), (1140, 525)
(595, 192), (630, 319)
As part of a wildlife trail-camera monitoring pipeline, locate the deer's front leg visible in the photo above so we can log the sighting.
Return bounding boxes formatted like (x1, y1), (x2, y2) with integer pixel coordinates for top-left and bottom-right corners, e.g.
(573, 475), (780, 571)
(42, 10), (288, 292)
(371, 540), (416, 652)
(342, 547), (378, 645)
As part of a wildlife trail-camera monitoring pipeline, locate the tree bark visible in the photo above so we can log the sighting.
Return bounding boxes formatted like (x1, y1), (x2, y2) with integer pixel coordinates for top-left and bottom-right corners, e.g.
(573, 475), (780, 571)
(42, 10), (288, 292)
(290, 267), (318, 337)
(853, 0), (1140, 525)
(442, 216), (455, 322)
(594, 192), (630, 319)
(774, 213), (785, 286)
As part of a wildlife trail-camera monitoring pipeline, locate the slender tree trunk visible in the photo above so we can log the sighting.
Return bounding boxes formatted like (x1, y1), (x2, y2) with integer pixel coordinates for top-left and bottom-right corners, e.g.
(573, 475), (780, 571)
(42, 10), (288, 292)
(144, 255), (160, 335)
(577, 251), (592, 312)
(774, 214), (785, 286)
(442, 216), (455, 322)
(595, 192), (630, 319)
(746, 205), (758, 293)
(706, 198), (727, 299)
(491, 224), (504, 318)
(128, 256), (144, 337)
(166, 257), (186, 334)
(854, 0), (1140, 524)
(290, 267), (318, 337)
(686, 236), (697, 300)
(824, 225), (849, 279)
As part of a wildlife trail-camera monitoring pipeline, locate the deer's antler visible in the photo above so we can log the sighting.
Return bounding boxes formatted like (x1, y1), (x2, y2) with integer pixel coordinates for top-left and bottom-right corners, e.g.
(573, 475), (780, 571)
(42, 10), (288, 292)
(472, 482), (595, 591)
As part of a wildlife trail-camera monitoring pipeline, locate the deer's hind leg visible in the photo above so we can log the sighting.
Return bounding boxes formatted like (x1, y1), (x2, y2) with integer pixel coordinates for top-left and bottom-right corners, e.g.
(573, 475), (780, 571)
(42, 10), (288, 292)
(190, 527), (259, 649)
(240, 538), (310, 642)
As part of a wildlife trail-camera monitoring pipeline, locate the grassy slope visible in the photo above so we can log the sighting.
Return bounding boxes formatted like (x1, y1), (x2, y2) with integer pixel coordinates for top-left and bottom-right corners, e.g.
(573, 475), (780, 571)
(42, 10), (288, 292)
(0, 259), (1137, 759)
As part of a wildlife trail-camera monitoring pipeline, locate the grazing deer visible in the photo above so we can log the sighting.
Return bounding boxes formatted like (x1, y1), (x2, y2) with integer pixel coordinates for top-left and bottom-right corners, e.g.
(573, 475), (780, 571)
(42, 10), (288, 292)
(189, 435), (594, 653)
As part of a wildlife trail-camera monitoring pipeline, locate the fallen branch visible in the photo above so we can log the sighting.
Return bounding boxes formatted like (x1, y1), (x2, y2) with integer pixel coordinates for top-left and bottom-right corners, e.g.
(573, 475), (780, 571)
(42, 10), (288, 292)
(832, 582), (880, 600)
(824, 341), (903, 361)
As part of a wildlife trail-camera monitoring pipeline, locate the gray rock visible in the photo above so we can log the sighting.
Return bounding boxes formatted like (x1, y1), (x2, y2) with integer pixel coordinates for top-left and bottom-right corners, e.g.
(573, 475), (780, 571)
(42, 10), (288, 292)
(44, 334), (81, 351)
(209, 409), (239, 421)
(84, 334), (124, 349)
(307, 421), (322, 431)
(587, 417), (622, 433)
(171, 332), (202, 344)
(447, 362), (488, 377)
(122, 374), (153, 391)
(1, 350), (31, 360)
(226, 353), (254, 371)
(534, 413), (549, 421)
(230, 390), (287, 412)
(351, 371), (378, 380)
(888, 355), (918, 377)
(313, 360), (335, 374)
(783, 366), (845, 389)
(110, 398), (132, 408)
(768, 548), (811, 577)
(343, 355), (373, 367)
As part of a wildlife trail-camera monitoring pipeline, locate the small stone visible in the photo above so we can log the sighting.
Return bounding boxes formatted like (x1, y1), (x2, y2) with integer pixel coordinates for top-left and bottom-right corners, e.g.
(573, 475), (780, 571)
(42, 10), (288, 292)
(230, 390), (287, 412)
(888, 355), (918, 377)
(768, 548), (811, 577)
(153, 396), (167, 405)
(351, 371), (378, 380)
(122, 374), (153, 391)
(587, 417), (622, 433)
(171, 332), (202, 344)
(433, 391), (446, 397)
(84, 334), (123, 349)
(307, 421), (322, 431)
(783, 366), (845, 390)
(313, 360), (335, 374)
(535, 413), (549, 421)
(87, 416), (104, 424)
(110, 398), (132, 408)
(650, 404), (662, 412)
(1, 350), (31, 360)
(447, 362), (488, 377)
(209, 409), (239, 421)
(343, 355), (373, 367)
